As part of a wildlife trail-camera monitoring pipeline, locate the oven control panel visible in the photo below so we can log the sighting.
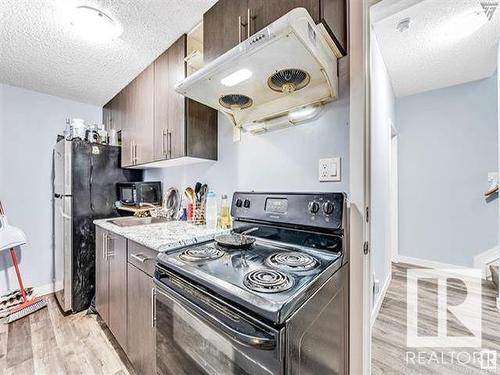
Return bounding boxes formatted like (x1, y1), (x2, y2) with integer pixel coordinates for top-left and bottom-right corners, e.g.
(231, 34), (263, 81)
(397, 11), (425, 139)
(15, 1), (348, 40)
(231, 192), (346, 230)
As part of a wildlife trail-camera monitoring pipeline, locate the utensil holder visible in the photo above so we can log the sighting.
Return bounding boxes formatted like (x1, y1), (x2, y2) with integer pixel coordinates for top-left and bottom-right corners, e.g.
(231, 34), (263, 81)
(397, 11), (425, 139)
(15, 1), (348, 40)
(191, 201), (206, 225)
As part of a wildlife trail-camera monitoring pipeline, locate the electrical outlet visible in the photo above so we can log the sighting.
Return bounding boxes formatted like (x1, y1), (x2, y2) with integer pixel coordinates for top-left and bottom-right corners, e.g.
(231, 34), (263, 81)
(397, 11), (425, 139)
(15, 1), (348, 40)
(319, 157), (341, 182)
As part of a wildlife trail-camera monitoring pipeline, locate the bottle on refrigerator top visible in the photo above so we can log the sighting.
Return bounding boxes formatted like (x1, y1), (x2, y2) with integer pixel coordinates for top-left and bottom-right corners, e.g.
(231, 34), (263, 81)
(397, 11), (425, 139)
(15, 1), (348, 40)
(220, 194), (231, 229)
(205, 191), (218, 229)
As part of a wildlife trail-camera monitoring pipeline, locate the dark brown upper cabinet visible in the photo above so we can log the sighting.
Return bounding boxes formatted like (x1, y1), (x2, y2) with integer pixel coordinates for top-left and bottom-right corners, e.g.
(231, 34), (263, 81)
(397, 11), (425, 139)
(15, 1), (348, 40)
(103, 35), (217, 168)
(203, 0), (347, 64)
(153, 35), (218, 163)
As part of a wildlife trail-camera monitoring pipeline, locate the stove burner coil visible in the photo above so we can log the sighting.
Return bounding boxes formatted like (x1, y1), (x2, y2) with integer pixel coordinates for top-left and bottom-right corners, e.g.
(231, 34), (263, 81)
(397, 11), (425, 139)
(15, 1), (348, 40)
(243, 269), (293, 293)
(179, 246), (225, 262)
(265, 252), (319, 272)
(267, 69), (310, 93)
(219, 94), (253, 110)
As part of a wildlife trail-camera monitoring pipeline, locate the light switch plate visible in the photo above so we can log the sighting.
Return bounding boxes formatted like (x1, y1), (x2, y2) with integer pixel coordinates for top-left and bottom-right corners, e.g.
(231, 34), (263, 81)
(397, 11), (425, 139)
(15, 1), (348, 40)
(319, 157), (341, 182)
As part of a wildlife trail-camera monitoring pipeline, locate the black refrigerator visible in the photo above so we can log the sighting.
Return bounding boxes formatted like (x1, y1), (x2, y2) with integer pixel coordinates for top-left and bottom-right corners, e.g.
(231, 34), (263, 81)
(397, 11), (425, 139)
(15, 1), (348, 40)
(53, 138), (142, 313)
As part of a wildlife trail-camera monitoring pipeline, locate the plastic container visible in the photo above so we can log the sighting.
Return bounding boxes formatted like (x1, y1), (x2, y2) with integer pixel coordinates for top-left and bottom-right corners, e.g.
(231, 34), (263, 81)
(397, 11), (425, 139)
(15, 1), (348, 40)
(220, 194), (231, 229)
(205, 191), (218, 229)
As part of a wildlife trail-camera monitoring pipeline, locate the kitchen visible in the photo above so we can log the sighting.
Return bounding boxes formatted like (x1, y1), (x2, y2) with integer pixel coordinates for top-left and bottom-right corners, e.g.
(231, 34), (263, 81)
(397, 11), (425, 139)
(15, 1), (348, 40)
(1, 1), (362, 375)
(9, 0), (498, 374)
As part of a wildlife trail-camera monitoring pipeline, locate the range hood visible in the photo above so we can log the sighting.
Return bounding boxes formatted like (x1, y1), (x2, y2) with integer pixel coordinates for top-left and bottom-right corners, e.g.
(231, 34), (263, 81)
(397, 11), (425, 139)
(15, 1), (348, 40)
(175, 8), (340, 130)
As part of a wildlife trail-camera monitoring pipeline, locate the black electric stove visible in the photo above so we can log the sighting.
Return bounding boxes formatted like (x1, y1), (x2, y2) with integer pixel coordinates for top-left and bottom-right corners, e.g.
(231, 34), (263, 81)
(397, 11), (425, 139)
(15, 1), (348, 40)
(156, 192), (347, 324)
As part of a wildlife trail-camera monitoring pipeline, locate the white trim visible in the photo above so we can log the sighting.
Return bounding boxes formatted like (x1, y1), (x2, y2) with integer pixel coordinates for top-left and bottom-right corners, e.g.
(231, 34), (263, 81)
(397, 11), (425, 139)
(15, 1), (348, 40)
(473, 246), (499, 279)
(371, 272), (391, 327)
(394, 255), (467, 270)
(389, 128), (399, 262)
(33, 280), (63, 297)
(496, 297), (500, 311)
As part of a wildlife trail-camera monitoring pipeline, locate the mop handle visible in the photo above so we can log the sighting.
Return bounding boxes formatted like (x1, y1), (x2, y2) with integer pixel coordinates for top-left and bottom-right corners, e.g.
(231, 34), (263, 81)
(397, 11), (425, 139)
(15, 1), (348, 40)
(9, 248), (28, 303)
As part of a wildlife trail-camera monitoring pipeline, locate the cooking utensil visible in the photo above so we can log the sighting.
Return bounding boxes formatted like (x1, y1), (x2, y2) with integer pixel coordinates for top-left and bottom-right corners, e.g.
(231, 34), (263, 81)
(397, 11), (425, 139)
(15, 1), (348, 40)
(194, 182), (202, 202)
(199, 184), (208, 202)
(184, 187), (195, 203)
(214, 227), (259, 248)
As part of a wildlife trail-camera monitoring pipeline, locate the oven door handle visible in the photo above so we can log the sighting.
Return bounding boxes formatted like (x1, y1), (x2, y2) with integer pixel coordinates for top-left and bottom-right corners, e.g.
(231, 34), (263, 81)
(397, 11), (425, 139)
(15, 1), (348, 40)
(154, 280), (276, 350)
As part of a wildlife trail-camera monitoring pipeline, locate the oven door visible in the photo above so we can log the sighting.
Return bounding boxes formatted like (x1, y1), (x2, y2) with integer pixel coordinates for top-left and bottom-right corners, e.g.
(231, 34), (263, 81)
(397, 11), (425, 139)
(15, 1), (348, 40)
(154, 280), (283, 375)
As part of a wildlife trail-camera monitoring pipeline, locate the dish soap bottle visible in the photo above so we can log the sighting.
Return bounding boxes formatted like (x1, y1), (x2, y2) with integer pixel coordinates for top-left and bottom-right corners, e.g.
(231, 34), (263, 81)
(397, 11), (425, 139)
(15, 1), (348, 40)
(205, 191), (218, 229)
(220, 194), (231, 229)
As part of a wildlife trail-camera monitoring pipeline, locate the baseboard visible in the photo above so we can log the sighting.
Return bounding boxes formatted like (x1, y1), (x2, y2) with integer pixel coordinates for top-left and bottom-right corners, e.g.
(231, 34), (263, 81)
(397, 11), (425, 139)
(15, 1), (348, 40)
(394, 255), (467, 270)
(371, 272), (391, 327)
(473, 246), (499, 279)
(33, 280), (63, 297)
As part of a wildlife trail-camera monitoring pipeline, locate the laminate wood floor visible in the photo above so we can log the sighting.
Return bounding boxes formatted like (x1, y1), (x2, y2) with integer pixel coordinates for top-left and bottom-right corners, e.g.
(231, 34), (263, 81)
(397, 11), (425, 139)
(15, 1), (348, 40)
(372, 262), (500, 374)
(0, 294), (134, 375)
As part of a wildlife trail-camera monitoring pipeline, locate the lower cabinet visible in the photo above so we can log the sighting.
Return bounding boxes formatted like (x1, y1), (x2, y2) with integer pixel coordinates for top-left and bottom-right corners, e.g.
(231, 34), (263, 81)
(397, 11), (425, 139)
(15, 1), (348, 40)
(127, 263), (156, 375)
(95, 228), (128, 351)
(95, 228), (156, 374)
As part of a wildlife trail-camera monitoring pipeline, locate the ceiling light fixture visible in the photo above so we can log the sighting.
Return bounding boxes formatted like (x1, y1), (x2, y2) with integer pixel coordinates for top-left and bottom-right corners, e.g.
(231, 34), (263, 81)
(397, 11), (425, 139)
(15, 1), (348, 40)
(70, 6), (122, 42)
(396, 18), (412, 33)
(440, 10), (487, 40)
(220, 69), (253, 87)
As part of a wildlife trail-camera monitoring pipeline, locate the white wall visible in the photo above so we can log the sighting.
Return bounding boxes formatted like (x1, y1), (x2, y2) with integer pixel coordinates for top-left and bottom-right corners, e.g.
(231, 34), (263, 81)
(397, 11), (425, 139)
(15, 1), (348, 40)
(370, 33), (395, 314)
(397, 76), (498, 267)
(0, 84), (102, 294)
(146, 60), (350, 198)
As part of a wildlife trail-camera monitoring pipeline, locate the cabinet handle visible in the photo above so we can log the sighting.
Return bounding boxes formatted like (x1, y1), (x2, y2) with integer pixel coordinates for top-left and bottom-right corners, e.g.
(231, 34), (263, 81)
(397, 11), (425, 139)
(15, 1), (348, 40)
(151, 287), (156, 328)
(130, 253), (151, 263)
(168, 130), (172, 159)
(106, 235), (114, 258)
(130, 139), (134, 165)
(102, 232), (107, 260)
(134, 143), (138, 164)
(162, 129), (167, 157)
(247, 8), (251, 39)
(238, 16), (242, 43)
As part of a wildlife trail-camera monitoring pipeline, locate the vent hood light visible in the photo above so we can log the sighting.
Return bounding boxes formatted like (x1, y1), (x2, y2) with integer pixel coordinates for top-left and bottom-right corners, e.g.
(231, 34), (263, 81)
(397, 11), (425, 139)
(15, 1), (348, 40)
(242, 105), (322, 134)
(70, 6), (122, 42)
(221, 69), (253, 87)
(288, 105), (322, 122)
(441, 10), (487, 39)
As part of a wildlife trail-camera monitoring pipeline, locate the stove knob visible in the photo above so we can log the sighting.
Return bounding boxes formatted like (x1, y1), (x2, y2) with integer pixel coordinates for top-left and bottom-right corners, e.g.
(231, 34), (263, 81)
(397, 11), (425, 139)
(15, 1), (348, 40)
(308, 201), (320, 214)
(243, 199), (251, 208)
(323, 201), (335, 215)
(235, 199), (243, 208)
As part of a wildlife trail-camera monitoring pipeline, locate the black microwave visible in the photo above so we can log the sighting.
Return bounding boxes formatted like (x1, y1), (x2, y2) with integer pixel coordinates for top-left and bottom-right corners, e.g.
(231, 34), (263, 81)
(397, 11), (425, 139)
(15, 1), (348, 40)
(117, 181), (162, 207)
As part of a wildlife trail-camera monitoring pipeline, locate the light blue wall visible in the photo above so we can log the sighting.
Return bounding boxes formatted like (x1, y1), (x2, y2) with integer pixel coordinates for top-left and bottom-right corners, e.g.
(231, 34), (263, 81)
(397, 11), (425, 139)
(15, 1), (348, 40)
(0, 84), (102, 293)
(370, 33), (395, 311)
(146, 59), (350, 198)
(397, 76), (498, 267)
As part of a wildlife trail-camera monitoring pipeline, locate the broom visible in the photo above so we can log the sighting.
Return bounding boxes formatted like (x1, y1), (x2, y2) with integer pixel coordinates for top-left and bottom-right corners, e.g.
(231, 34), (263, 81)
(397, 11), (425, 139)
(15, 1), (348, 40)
(0, 201), (47, 323)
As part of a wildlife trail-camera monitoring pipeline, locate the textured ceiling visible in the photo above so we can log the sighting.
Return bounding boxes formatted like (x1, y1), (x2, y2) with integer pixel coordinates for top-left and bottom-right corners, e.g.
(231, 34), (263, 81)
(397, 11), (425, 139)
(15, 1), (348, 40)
(372, 0), (500, 97)
(0, 0), (217, 105)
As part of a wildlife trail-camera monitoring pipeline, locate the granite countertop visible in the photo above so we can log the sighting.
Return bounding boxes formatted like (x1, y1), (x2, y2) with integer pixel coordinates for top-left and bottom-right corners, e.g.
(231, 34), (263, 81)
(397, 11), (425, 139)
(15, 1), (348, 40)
(93, 218), (229, 252)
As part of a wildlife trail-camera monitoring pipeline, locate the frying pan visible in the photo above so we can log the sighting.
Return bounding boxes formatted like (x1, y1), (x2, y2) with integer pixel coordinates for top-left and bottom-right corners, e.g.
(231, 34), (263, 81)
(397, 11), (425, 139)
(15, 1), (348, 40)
(214, 227), (259, 248)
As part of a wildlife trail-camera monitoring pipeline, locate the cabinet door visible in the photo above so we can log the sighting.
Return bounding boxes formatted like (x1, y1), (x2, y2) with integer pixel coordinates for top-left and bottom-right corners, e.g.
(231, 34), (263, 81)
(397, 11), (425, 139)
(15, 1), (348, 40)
(103, 101), (112, 130)
(95, 228), (109, 325)
(132, 64), (155, 165)
(320, 0), (347, 56)
(107, 234), (128, 351)
(127, 263), (156, 375)
(203, 0), (248, 64)
(153, 50), (169, 161)
(167, 35), (187, 159)
(250, 0), (320, 33)
(120, 85), (135, 167)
